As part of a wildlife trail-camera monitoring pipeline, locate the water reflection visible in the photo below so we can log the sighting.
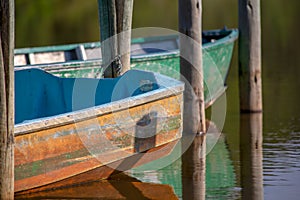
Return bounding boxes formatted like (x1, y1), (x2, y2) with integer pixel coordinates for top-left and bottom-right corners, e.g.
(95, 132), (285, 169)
(15, 173), (178, 199)
(240, 113), (264, 200)
(263, 117), (300, 200)
(180, 121), (239, 200)
(130, 120), (239, 199)
(181, 135), (206, 200)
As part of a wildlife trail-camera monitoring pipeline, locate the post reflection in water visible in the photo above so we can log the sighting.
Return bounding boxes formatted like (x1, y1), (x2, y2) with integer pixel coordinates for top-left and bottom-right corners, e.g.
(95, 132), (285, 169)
(240, 113), (264, 200)
(181, 134), (206, 200)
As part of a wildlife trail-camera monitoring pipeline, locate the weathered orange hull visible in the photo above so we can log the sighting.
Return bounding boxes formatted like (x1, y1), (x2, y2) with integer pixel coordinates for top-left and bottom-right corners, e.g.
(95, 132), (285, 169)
(15, 140), (178, 195)
(14, 74), (184, 193)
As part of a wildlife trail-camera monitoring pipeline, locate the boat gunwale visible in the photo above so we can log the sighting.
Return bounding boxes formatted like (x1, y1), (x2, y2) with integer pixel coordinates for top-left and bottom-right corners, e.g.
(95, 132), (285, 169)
(131, 28), (238, 61)
(14, 29), (238, 68)
(14, 71), (184, 136)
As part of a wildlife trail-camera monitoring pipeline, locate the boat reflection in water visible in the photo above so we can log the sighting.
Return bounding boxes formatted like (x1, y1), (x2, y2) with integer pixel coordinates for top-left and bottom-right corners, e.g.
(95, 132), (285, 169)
(15, 173), (178, 200)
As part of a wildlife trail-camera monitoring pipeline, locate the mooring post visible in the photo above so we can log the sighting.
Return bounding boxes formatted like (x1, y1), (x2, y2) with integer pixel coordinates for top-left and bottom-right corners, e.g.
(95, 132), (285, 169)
(238, 0), (262, 112)
(0, 0), (15, 198)
(179, 0), (206, 134)
(98, 0), (133, 78)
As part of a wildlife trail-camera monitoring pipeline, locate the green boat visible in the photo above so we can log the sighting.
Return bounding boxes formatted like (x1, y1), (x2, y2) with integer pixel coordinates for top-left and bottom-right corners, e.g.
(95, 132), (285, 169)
(15, 28), (238, 106)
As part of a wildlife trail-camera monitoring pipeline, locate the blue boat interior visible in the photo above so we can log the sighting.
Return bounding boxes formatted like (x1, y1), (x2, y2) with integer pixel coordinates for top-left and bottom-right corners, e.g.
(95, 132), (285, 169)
(15, 69), (159, 124)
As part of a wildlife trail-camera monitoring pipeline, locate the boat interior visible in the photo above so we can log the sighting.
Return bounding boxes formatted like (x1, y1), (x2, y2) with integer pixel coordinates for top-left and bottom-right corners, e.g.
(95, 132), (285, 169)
(15, 69), (159, 124)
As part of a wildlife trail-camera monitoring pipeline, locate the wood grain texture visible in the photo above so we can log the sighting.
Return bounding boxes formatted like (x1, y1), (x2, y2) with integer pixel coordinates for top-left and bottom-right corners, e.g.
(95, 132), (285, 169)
(98, 0), (133, 77)
(15, 140), (179, 193)
(238, 0), (262, 112)
(98, 0), (118, 77)
(0, 0), (14, 198)
(179, 0), (206, 134)
(16, 141), (178, 197)
(116, 0), (133, 74)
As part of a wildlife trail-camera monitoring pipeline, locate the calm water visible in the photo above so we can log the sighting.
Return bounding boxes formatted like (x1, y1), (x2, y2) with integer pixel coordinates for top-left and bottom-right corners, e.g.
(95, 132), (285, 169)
(15, 0), (300, 199)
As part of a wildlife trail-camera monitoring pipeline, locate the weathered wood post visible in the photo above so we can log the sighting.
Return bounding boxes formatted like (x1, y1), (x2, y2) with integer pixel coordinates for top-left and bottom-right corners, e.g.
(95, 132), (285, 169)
(238, 0), (262, 112)
(98, 0), (134, 78)
(179, 2), (206, 196)
(179, 0), (206, 134)
(0, 0), (15, 198)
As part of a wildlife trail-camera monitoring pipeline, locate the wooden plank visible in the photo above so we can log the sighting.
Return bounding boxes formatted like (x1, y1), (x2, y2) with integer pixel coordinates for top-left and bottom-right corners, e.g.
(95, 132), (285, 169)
(179, 0), (206, 134)
(0, 0), (14, 198)
(238, 0), (262, 112)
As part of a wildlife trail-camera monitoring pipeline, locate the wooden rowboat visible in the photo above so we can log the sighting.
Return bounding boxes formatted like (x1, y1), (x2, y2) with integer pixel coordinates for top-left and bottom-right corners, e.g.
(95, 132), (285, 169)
(14, 68), (184, 192)
(15, 28), (238, 107)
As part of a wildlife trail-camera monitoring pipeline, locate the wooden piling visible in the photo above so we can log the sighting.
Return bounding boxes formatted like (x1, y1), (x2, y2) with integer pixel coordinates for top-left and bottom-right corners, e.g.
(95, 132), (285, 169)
(115, 0), (133, 74)
(179, 0), (206, 134)
(98, 0), (133, 78)
(98, 0), (118, 78)
(238, 0), (262, 112)
(0, 0), (15, 198)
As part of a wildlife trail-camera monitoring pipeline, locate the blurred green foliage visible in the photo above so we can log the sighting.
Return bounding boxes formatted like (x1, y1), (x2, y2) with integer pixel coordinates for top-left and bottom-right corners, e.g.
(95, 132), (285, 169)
(15, 0), (239, 47)
(16, 0), (299, 56)
(16, 0), (99, 47)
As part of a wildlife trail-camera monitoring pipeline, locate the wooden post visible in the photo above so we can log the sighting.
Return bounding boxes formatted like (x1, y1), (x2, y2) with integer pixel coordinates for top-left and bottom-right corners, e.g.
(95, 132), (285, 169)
(238, 0), (262, 112)
(98, 0), (133, 78)
(98, 0), (118, 78)
(179, 0), (206, 134)
(0, 0), (15, 198)
(116, 0), (133, 74)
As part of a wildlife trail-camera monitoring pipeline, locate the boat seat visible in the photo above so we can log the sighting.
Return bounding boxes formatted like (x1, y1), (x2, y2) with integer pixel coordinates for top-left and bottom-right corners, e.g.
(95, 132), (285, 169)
(15, 69), (159, 124)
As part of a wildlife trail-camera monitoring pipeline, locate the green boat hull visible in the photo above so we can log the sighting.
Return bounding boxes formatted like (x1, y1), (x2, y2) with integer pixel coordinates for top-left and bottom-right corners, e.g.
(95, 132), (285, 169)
(15, 29), (238, 106)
